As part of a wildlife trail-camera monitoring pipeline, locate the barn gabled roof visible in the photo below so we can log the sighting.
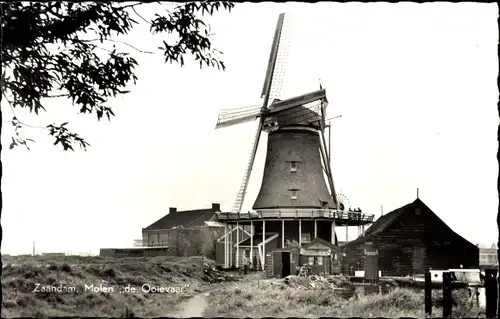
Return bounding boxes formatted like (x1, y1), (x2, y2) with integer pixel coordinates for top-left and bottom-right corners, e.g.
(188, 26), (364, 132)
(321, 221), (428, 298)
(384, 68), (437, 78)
(343, 198), (474, 248)
(362, 202), (410, 237)
(144, 203), (221, 230)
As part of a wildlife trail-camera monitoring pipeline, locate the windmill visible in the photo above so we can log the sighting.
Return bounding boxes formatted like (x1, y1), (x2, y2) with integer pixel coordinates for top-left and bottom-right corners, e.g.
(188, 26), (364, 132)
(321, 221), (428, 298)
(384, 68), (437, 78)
(215, 13), (338, 213)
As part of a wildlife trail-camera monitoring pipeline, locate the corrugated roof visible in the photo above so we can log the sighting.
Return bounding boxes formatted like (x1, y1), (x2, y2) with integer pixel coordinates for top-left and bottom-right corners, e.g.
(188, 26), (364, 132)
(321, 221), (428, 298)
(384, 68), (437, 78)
(145, 207), (217, 230)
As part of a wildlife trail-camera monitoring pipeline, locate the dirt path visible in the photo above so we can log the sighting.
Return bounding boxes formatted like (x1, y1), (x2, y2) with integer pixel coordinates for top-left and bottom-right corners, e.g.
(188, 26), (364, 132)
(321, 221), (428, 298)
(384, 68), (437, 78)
(174, 272), (266, 318)
(176, 292), (210, 318)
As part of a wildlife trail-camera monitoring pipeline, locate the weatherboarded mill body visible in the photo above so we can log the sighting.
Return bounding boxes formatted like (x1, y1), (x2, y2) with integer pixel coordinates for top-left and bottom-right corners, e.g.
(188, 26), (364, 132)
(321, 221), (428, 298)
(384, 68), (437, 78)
(342, 198), (479, 276)
(214, 13), (374, 276)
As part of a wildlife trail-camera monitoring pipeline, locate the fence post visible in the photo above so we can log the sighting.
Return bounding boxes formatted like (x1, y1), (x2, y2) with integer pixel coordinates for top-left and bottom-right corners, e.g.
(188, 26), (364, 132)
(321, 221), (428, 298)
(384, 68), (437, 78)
(424, 269), (432, 317)
(442, 272), (452, 318)
(485, 268), (498, 318)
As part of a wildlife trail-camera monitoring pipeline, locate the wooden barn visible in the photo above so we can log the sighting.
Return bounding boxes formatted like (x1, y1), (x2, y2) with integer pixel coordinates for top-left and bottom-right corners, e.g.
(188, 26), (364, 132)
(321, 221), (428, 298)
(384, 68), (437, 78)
(342, 198), (479, 276)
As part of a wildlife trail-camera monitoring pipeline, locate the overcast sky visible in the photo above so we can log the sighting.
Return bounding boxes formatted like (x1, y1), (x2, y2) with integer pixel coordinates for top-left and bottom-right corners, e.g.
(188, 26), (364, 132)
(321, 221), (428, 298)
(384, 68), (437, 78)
(1, 2), (498, 255)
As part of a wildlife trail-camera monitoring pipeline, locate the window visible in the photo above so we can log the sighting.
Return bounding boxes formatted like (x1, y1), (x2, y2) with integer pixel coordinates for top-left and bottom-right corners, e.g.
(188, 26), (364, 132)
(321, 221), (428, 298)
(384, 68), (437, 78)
(308, 257), (320, 265)
(333, 253), (338, 261)
(290, 162), (298, 172)
(244, 249), (250, 258)
(308, 257), (315, 265)
(301, 233), (311, 243)
(291, 190), (298, 200)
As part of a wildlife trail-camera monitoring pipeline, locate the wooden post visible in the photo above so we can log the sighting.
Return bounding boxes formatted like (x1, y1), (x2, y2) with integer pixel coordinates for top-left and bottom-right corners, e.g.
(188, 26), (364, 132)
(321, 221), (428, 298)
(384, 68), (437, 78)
(250, 221), (254, 270)
(346, 224), (349, 242)
(262, 220), (266, 271)
(331, 221), (335, 244)
(314, 219), (317, 239)
(485, 268), (498, 318)
(282, 220), (285, 248)
(442, 272), (452, 318)
(299, 219), (302, 247)
(228, 225), (232, 268)
(236, 221), (239, 268)
(224, 224), (229, 268)
(231, 224), (234, 268)
(424, 270), (432, 316)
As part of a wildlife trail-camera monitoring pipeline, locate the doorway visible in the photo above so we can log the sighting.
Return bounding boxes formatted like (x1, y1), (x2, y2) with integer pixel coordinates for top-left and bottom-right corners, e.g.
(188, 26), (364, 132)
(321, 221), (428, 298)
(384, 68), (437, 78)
(282, 252), (291, 277)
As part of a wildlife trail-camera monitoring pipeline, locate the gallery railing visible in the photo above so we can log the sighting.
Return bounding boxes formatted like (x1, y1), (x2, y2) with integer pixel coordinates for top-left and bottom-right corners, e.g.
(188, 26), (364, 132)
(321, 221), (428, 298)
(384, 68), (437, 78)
(215, 210), (375, 222)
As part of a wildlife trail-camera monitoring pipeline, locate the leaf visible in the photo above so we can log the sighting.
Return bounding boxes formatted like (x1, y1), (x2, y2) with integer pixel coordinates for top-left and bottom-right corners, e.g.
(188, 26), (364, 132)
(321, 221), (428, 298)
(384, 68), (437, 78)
(9, 137), (17, 150)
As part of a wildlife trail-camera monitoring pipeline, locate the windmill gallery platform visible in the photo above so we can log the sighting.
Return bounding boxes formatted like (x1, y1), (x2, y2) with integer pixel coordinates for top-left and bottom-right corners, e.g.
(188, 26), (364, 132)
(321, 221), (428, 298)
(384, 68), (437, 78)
(215, 209), (374, 271)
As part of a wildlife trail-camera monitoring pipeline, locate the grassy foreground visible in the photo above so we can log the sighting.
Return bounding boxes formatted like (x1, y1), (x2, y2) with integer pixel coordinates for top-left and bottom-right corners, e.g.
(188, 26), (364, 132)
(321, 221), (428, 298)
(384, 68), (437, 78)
(1, 255), (232, 318)
(204, 280), (485, 318)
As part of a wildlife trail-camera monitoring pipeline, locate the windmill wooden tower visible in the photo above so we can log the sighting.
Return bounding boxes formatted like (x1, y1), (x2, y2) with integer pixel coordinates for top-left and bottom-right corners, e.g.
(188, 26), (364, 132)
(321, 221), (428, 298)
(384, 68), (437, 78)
(215, 13), (374, 273)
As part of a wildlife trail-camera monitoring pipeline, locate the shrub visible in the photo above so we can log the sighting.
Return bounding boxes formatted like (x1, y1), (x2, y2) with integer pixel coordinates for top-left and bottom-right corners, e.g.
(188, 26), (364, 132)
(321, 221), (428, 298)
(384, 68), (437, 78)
(61, 263), (72, 273)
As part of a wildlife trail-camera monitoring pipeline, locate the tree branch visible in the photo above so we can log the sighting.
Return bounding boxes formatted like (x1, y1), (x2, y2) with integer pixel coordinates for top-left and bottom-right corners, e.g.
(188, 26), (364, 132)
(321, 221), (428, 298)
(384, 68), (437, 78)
(132, 7), (151, 25)
(2, 92), (49, 131)
(80, 38), (155, 54)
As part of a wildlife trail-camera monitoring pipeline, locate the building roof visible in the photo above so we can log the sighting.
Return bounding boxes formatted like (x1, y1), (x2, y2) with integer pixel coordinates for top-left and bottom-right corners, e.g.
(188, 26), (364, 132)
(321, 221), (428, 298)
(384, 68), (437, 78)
(270, 103), (322, 128)
(144, 203), (221, 230)
(344, 198), (474, 248)
(302, 237), (341, 251)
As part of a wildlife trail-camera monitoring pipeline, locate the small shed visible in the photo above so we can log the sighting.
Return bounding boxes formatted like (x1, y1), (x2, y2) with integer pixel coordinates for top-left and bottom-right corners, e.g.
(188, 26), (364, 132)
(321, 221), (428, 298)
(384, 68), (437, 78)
(299, 238), (342, 275)
(265, 247), (300, 278)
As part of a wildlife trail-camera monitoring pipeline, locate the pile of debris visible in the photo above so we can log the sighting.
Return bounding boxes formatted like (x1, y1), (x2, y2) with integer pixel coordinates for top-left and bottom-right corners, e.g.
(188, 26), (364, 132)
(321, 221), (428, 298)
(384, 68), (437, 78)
(202, 264), (238, 283)
(284, 274), (351, 290)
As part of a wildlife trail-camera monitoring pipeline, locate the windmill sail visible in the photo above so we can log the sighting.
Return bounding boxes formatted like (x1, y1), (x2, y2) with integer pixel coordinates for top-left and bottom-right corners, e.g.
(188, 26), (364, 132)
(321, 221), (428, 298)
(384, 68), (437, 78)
(260, 13), (293, 109)
(215, 102), (262, 129)
(231, 121), (264, 212)
(267, 14), (293, 103)
(231, 12), (293, 213)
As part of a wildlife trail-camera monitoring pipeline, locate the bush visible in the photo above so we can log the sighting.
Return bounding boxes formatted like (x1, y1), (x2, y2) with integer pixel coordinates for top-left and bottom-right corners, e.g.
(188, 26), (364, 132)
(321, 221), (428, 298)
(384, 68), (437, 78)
(61, 263), (72, 273)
